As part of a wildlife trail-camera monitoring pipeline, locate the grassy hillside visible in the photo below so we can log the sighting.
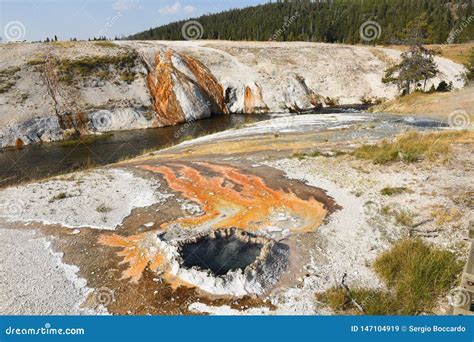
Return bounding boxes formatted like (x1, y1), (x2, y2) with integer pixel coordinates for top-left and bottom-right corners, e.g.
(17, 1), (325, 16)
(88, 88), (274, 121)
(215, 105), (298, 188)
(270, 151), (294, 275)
(387, 42), (474, 64)
(370, 86), (474, 118)
(429, 43), (474, 64)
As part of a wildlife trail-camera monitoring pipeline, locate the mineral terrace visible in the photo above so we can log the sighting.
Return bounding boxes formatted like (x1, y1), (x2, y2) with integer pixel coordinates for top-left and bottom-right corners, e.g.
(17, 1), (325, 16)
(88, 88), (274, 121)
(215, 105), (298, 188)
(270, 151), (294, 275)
(0, 40), (464, 148)
(0, 40), (472, 315)
(0, 113), (472, 315)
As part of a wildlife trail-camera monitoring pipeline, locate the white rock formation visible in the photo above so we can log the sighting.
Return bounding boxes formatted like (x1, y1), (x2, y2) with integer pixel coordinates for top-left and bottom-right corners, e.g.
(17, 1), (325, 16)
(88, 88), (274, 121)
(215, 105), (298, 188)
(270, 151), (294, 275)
(0, 169), (169, 230)
(0, 40), (465, 147)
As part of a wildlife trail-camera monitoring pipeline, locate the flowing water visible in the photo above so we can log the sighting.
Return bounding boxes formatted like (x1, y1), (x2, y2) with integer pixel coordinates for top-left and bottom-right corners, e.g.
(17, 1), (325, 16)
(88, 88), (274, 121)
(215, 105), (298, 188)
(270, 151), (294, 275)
(0, 114), (269, 187)
(0, 110), (448, 188)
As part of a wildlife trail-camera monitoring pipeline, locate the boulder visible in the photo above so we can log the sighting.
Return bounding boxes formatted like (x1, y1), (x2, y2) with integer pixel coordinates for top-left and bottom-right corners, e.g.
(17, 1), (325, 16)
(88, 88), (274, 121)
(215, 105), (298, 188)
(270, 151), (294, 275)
(146, 49), (228, 126)
(283, 74), (322, 112)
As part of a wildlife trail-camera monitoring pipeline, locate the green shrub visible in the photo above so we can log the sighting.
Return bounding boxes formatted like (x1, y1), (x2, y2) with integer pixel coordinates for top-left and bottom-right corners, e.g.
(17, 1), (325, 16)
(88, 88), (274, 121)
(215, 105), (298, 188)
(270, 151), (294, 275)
(381, 186), (407, 196)
(96, 203), (112, 213)
(56, 52), (138, 84)
(436, 80), (452, 92)
(0, 66), (21, 93)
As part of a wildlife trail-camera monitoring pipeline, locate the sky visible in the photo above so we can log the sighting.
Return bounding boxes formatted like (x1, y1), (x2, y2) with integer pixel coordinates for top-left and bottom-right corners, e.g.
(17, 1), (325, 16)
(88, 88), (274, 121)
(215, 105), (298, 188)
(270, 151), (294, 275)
(0, 0), (268, 42)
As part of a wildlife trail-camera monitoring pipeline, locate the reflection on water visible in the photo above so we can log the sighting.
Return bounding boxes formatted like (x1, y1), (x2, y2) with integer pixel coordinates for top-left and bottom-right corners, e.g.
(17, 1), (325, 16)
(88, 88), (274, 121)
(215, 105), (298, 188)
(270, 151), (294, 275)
(0, 110), (446, 188)
(0, 114), (268, 188)
(180, 235), (262, 276)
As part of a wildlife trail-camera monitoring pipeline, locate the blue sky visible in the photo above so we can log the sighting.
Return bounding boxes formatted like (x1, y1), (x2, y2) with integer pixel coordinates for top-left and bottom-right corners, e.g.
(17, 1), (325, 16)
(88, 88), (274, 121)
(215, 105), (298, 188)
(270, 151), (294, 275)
(1, 0), (268, 41)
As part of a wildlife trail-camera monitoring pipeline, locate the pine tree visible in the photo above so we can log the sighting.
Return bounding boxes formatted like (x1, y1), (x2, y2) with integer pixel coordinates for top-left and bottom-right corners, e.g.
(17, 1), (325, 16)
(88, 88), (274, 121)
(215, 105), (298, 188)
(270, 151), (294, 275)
(128, 0), (470, 44)
(383, 45), (439, 94)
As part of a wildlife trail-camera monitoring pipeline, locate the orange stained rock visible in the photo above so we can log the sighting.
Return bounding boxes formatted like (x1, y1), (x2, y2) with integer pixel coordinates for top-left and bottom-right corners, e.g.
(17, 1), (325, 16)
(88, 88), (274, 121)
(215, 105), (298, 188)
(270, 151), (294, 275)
(139, 162), (327, 233)
(100, 162), (329, 284)
(98, 233), (165, 284)
(244, 83), (268, 113)
(15, 138), (24, 149)
(179, 53), (228, 115)
(99, 232), (195, 287)
(146, 49), (228, 126)
(146, 50), (184, 126)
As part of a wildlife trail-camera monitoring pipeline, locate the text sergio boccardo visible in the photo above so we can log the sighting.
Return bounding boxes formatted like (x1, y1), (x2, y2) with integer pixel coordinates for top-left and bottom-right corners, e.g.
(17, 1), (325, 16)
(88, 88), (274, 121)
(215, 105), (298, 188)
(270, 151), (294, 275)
(350, 325), (466, 334)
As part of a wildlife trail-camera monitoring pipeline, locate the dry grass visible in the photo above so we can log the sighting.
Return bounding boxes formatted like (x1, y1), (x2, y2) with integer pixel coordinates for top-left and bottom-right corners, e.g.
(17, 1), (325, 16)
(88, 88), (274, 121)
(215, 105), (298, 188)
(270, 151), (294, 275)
(94, 41), (119, 48)
(320, 287), (393, 315)
(380, 205), (415, 227)
(394, 210), (414, 227)
(291, 150), (346, 160)
(429, 43), (474, 65)
(374, 239), (462, 313)
(57, 52), (138, 84)
(371, 48), (397, 64)
(384, 43), (474, 64)
(59, 133), (114, 147)
(318, 239), (463, 315)
(370, 87), (474, 119)
(431, 206), (462, 225)
(50, 41), (75, 49)
(0, 66), (21, 93)
(354, 130), (473, 164)
(48, 192), (67, 202)
(380, 186), (407, 196)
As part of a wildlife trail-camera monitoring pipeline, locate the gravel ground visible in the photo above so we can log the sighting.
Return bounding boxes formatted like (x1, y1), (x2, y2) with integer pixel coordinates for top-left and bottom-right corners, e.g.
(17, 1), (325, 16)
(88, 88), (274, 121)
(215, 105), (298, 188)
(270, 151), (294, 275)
(0, 116), (471, 315)
(0, 169), (170, 230)
(0, 228), (92, 315)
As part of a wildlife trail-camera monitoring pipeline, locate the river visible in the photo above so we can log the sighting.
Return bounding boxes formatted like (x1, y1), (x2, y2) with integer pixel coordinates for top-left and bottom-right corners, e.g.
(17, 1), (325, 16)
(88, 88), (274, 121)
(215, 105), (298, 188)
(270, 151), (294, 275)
(0, 110), (448, 188)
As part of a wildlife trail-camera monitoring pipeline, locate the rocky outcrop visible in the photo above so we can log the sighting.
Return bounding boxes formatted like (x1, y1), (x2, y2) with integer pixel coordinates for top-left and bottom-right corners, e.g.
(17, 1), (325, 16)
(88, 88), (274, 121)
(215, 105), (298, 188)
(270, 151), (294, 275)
(0, 43), (154, 148)
(146, 49), (228, 125)
(244, 82), (269, 113)
(283, 74), (322, 112)
(0, 41), (466, 148)
(241, 76), (321, 114)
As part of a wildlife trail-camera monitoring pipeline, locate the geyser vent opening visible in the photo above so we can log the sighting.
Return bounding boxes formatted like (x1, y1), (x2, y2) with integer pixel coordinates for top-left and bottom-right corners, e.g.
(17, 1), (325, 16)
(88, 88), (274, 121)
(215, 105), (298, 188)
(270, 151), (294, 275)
(179, 229), (263, 276)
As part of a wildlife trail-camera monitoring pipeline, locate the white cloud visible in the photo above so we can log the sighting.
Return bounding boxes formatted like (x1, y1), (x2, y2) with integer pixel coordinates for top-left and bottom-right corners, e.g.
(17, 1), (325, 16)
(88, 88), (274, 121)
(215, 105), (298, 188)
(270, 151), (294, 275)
(159, 2), (195, 15)
(159, 2), (180, 15)
(183, 5), (196, 14)
(112, 0), (140, 11)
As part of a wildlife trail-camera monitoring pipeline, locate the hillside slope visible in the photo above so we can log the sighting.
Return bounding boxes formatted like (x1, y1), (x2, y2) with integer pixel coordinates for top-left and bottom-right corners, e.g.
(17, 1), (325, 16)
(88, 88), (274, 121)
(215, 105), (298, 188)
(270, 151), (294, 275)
(0, 40), (465, 148)
(370, 86), (474, 119)
(130, 0), (474, 44)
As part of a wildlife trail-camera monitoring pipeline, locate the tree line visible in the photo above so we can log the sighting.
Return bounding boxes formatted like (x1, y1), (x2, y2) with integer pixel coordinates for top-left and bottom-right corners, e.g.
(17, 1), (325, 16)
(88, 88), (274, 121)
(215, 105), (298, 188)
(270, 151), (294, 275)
(129, 0), (473, 44)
